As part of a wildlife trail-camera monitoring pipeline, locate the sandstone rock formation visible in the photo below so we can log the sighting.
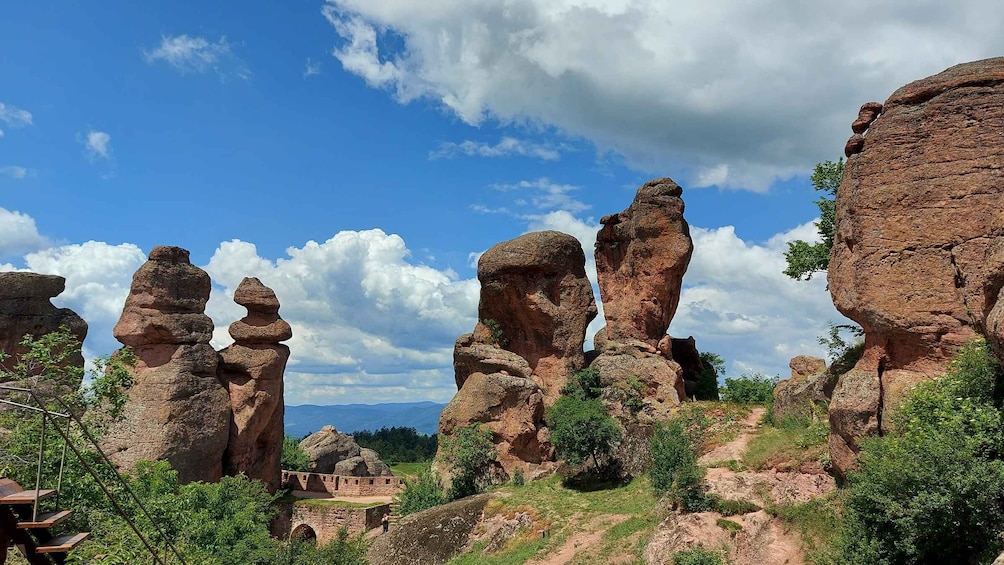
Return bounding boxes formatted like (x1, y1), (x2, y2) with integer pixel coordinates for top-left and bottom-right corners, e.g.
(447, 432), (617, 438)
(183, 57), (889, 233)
(772, 356), (835, 422)
(101, 246), (231, 484)
(438, 371), (552, 474)
(474, 230), (597, 402)
(595, 177), (693, 345)
(588, 178), (694, 420)
(299, 425), (392, 476)
(671, 336), (704, 398)
(438, 231), (596, 477)
(0, 272), (87, 389)
(219, 277), (291, 493)
(828, 57), (1004, 474)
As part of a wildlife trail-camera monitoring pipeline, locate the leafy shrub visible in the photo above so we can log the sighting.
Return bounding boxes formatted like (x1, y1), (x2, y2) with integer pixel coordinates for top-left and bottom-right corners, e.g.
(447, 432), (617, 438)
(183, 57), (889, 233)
(720, 372), (777, 404)
(395, 466), (446, 516)
(511, 468), (525, 486)
(712, 497), (760, 516)
(650, 420), (707, 510)
(696, 352), (724, 401)
(560, 367), (602, 400)
(282, 434), (312, 472)
(548, 396), (622, 472)
(483, 318), (508, 347)
(831, 339), (1004, 565)
(672, 547), (726, 565)
(716, 518), (742, 532)
(440, 424), (497, 500)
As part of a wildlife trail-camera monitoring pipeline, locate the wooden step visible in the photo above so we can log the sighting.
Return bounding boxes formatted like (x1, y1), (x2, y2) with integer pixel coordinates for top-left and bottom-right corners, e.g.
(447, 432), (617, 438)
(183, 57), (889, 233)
(35, 532), (90, 553)
(0, 489), (55, 505)
(17, 509), (73, 529)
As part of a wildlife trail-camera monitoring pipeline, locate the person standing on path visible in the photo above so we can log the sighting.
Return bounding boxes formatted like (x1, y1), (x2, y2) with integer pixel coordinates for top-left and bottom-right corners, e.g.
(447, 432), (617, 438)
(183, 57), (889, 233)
(382, 514), (389, 533)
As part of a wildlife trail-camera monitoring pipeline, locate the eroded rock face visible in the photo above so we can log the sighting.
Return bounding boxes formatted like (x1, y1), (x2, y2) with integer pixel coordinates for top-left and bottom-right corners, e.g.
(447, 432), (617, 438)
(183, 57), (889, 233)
(474, 231), (597, 403)
(671, 336), (704, 398)
(0, 272), (87, 389)
(595, 177), (693, 345)
(219, 278), (290, 493)
(828, 58), (1004, 474)
(453, 333), (531, 389)
(101, 246), (231, 484)
(773, 356), (835, 422)
(438, 372), (553, 476)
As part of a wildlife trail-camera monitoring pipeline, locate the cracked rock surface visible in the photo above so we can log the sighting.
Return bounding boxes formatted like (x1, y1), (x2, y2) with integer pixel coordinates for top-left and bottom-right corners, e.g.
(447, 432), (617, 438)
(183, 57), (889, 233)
(828, 57), (1004, 475)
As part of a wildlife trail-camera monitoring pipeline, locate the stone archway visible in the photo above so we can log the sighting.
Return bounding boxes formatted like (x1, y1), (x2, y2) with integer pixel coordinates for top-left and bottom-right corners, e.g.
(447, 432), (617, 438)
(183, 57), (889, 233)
(290, 523), (317, 544)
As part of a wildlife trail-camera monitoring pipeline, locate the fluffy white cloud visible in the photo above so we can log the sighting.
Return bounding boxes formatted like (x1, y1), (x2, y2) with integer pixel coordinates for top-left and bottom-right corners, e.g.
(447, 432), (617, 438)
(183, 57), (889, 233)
(204, 232), (480, 404)
(0, 208), (50, 258)
(671, 220), (845, 380)
(322, 0), (1004, 190)
(144, 34), (251, 80)
(0, 166), (28, 179)
(431, 137), (563, 160)
(81, 131), (112, 160)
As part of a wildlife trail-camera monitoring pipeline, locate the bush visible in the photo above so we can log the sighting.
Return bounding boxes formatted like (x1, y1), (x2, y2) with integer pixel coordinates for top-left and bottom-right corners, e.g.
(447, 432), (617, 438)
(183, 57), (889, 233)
(560, 367), (602, 400)
(696, 352), (724, 401)
(650, 420), (707, 511)
(831, 339), (1004, 565)
(395, 466), (446, 516)
(547, 396), (622, 473)
(282, 434), (312, 472)
(440, 424), (497, 500)
(720, 372), (777, 404)
(672, 547), (725, 565)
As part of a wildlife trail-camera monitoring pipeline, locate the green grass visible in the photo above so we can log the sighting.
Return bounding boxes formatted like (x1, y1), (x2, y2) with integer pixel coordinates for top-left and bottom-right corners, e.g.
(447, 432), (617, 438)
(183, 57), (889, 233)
(285, 497), (378, 509)
(447, 537), (549, 565)
(743, 419), (828, 471)
(390, 461), (429, 482)
(765, 492), (843, 563)
(716, 518), (742, 533)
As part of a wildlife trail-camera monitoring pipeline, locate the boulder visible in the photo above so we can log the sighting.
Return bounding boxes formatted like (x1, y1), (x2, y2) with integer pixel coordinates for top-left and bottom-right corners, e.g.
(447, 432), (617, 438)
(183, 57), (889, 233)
(595, 177), (693, 345)
(219, 278), (290, 493)
(101, 246), (231, 484)
(300, 425), (361, 473)
(438, 372), (553, 476)
(828, 58), (1004, 474)
(772, 356), (835, 422)
(590, 347), (684, 423)
(334, 449), (392, 477)
(0, 272), (87, 390)
(453, 333), (531, 389)
(671, 336), (704, 397)
(474, 231), (597, 404)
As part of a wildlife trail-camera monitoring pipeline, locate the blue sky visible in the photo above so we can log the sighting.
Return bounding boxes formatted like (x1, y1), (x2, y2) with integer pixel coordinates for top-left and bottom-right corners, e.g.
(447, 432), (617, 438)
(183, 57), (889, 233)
(3, 1), (1003, 405)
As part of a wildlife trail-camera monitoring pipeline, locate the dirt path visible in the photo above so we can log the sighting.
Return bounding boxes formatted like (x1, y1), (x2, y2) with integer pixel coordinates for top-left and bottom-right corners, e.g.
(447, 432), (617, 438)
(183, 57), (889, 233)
(697, 407), (765, 466)
(528, 513), (631, 565)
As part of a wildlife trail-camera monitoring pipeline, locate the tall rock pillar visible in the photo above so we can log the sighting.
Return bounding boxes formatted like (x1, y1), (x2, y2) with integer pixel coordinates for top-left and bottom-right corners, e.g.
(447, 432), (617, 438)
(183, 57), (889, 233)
(219, 277), (291, 493)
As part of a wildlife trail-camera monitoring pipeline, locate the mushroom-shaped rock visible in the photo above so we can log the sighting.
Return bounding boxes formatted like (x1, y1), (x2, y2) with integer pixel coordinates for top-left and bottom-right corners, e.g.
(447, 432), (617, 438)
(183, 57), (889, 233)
(101, 246), (230, 484)
(828, 57), (1004, 475)
(219, 277), (290, 493)
(474, 230), (597, 404)
(0, 272), (88, 391)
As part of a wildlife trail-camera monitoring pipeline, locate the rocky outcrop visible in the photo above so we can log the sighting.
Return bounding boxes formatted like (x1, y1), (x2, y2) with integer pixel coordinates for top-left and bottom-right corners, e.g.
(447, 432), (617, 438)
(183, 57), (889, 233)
(299, 425), (392, 476)
(595, 177), (693, 345)
(474, 231), (597, 403)
(219, 278), (290, 493)
(772, 356), (835, 422)
(438, 372), (552, 475)
(828, 58), (1004, 475)
(0, 272), (87, 391)
(589, 178), (693, 420)
(101, 246), (231, 484)
(367, 494), (490, 565)
(671, 336), (704, 398)
(453, 333), (531, 389)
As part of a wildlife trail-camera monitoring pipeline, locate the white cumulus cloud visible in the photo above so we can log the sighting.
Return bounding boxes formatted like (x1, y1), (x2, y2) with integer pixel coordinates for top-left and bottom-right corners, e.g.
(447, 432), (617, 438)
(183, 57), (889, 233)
(0, 166), (28, 179)
(321, 0), (1004, 190)
(0, 208), (51, 258)
(0, 102), (33, 131)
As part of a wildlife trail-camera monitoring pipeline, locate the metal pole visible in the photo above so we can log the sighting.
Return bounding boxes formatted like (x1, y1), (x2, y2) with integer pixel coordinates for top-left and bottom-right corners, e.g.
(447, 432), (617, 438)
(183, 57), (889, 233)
(33, 411), (46, 523)
(54, 415), (71, 510)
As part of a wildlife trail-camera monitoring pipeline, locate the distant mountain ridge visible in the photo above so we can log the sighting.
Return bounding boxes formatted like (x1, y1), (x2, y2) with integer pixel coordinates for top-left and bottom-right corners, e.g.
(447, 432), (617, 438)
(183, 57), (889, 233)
(284, 402), (445, 438)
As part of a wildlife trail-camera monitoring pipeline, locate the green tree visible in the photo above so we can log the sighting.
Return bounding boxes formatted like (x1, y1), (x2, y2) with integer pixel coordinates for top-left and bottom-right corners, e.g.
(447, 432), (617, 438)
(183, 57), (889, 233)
(649, 420), (707, 511)
(695, 352), (723, 401)
(783, 159), (843, 281)
(547, 396), (622, 473)
(439, 424), (496, 500)
(720, 372), (777, 404)
(394, 466), (446, 516)
(831, 339), (1004, 565)
(282, 434), (312, 472)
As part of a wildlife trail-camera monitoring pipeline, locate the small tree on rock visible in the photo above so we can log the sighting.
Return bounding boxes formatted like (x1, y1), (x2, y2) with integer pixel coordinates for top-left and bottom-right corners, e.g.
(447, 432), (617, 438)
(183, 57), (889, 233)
(439, 424), (496, 500)
(547, 396), (622, 473)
